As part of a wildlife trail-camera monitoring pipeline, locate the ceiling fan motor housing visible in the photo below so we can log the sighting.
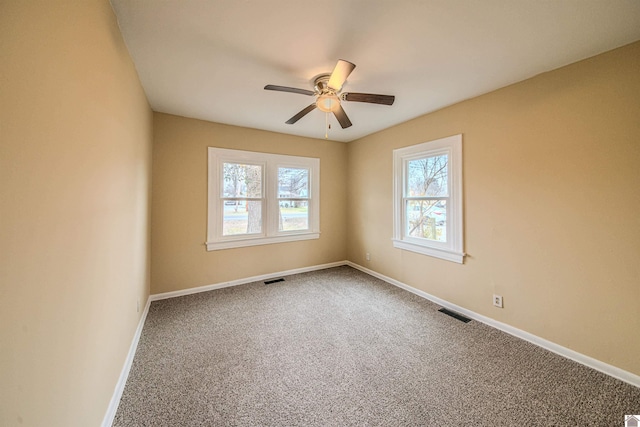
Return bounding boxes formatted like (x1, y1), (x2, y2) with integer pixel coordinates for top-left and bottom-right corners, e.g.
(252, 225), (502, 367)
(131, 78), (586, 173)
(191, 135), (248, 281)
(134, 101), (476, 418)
(314, 74), (340, 112)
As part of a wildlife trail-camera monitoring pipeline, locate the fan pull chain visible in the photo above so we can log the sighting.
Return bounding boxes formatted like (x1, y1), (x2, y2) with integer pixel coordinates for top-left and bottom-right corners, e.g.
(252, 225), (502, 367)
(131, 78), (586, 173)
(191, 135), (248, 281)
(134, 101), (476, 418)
(325, 112), (329, 139)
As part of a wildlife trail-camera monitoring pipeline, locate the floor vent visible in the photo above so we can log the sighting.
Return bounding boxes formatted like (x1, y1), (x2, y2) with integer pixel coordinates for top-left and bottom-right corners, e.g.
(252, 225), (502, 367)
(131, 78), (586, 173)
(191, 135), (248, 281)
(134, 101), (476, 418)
(438, 308), (472, 323)
(264, 278), (285, 285)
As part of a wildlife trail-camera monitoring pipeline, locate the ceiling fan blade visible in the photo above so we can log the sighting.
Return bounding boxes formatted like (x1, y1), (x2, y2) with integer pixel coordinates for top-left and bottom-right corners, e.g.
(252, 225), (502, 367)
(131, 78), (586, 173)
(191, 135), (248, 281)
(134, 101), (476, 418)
(328, 59), (356, 91)
(265, 85), (315, 96)
(333, 104), (353, 129)
(342, 92), (395, 105)
(285, 104), (317, 124)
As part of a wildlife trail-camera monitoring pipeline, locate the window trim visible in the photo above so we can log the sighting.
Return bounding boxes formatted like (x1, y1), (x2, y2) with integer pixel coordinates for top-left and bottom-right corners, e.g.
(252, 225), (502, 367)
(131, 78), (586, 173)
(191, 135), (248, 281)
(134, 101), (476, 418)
(392, 134), (465, 263)
(207, 148), (320, 251)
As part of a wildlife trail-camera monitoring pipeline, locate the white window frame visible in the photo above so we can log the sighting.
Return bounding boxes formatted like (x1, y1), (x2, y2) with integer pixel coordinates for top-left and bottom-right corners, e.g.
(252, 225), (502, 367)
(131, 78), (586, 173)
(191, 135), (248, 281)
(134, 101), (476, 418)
(392, 134), (465, 263)
(207, 147), (320, 251)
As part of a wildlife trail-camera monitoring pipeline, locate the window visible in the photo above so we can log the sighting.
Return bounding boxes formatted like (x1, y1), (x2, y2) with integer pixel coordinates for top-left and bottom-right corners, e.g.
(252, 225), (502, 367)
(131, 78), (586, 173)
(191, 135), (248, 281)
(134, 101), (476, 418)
(278, 167), (310, 232)
(207, 148), (319, 250)
(392, 134), (464, 263)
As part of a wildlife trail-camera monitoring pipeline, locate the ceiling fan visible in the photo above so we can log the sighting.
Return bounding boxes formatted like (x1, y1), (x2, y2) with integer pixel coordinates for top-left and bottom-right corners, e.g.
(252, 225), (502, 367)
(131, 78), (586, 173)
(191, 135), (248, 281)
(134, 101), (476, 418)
(264, 59), (395, 129)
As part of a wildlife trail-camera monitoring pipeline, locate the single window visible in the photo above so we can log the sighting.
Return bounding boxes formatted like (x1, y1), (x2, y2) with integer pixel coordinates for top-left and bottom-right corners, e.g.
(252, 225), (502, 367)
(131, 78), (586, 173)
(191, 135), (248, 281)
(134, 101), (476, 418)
(207, 148), (320, 251)
(393, 134), (464, 263)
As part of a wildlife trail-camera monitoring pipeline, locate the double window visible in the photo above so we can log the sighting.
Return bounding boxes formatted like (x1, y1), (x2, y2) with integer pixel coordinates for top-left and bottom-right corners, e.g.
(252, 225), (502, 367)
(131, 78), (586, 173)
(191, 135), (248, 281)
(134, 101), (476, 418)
(393, 134), (464, 263)
(207, 148), (320, 250)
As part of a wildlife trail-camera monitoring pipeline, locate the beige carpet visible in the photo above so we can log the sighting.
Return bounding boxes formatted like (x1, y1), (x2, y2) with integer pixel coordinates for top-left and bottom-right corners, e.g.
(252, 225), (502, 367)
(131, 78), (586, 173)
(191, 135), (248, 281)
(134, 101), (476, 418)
(113, 266), (640, 426)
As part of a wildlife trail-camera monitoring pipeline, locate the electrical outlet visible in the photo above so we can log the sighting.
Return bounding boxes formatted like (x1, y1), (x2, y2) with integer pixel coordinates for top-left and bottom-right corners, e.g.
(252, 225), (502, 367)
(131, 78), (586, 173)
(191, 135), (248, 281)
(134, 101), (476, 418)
(366, 252), (371, 261)
(493, 294), (503, 308)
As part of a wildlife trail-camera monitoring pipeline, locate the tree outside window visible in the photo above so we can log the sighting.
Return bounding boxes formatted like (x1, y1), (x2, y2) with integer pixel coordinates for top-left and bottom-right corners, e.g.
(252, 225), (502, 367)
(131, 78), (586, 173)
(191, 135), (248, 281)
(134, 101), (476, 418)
(222, 162), (262, 235)
(406, 155), (448, 242)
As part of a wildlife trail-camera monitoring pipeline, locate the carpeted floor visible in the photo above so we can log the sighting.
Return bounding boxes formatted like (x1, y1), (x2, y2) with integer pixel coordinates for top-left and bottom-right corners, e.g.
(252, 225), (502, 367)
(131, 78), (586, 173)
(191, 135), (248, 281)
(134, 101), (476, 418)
(113, 266), (640, 426)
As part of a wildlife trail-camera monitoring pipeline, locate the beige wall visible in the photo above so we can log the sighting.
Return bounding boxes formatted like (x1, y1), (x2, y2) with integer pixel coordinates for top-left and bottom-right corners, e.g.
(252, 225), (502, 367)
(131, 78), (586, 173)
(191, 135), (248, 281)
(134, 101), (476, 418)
(1, 2), (636, 424)
(0, 1), (152, 426)
(151, 113), (347, 294)
(347, 41), (640, 376)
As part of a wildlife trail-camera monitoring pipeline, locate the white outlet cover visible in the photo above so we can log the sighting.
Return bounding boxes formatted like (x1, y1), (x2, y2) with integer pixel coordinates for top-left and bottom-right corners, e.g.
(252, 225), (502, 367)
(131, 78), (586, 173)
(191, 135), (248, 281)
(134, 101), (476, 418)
(493, 295), (503, 308)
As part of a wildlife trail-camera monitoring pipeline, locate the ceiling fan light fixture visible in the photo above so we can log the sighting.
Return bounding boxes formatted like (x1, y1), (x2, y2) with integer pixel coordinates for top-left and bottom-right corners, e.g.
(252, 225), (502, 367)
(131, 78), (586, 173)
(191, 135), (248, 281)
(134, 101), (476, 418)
(316, 94), (340, 112)
(264, 59), (394, 130)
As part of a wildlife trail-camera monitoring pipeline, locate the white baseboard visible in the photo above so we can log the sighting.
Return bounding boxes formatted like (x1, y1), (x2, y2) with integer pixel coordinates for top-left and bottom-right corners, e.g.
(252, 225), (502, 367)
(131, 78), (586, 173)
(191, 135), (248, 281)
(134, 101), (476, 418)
(150, 261), (348, 301)
(346, 261), (640, 389)
(102, 259), (638, 426)
(101, 297), (152, 427)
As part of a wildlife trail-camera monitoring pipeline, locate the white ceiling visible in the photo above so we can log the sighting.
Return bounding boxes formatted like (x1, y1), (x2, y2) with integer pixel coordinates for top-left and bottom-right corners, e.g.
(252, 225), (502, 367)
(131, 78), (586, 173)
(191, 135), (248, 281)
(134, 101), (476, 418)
(110, 0), (640, 142)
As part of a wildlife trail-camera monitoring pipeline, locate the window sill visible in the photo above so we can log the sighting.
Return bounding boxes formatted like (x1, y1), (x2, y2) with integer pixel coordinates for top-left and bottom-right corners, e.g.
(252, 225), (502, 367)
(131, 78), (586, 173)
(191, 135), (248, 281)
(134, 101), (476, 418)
(207, 232), (320, 251)
(392, 239), (465, 264)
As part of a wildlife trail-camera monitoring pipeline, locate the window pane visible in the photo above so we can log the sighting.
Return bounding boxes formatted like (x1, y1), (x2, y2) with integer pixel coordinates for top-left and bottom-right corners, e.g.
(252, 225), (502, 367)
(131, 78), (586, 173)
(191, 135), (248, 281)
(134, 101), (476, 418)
(222, 200), (262, 236)
(405, 200), (447, 242)
(407, 155), (448, 197)
(222, 163), (262, 198)
(278, 167), (309, 198)
(278, 201), (309, 231)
